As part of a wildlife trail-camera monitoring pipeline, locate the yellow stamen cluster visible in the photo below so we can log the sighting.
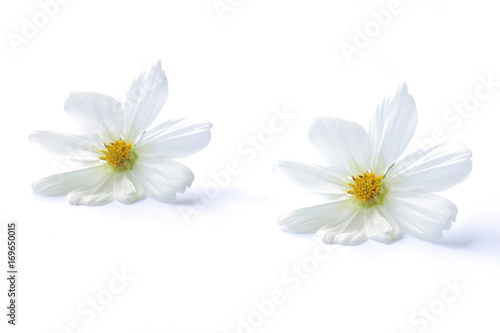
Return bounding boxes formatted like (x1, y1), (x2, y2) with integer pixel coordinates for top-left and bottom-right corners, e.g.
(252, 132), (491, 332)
(346, 171), (383, 205)
(99, 139), (133, 169)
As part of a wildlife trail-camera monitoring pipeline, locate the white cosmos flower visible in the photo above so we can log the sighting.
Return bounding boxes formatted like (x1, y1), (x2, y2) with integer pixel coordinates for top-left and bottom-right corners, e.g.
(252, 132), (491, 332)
(275, 83), (472, 245)
(31, 61), (212, 205)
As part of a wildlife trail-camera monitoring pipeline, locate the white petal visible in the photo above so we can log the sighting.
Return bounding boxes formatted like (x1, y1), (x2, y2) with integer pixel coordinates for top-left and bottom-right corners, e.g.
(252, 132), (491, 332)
(317, 225), (367, 245)
(66, 173), (115, 206)
(122, 61), (168, 142)
(274, 160), (348, 193)
(308, 116), (372, 175)
(364, 206), (401, 243)
(387, 143), (472, 193)
(135, 118), (212, 158)
(113, 171), (146, 204)
(316, 208), (367, 245)
(32, 165), (111, 196)
(30, 131), (86, 155)
(278, 199), (353, 233)
(30, 130), (101, 167)
(64, 92), (123, 142)
(383, 192), (457, 241)
(369, 82), (417, 171)
(133, 156), (194, 202)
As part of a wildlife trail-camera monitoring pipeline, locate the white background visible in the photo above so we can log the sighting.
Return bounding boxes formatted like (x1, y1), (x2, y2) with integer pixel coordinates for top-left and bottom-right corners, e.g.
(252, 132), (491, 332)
(1, 0), (499, 332)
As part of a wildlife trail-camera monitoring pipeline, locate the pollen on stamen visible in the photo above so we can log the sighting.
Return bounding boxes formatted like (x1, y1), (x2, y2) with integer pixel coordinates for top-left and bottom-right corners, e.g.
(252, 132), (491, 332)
(346, 170), (384, 205)
(99, 139), (133, 168)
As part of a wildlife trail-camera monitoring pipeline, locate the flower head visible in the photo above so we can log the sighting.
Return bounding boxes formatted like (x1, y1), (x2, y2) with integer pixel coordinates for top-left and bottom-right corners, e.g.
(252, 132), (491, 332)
(31, 61), (212, 205)
(275, 83), (472, 244)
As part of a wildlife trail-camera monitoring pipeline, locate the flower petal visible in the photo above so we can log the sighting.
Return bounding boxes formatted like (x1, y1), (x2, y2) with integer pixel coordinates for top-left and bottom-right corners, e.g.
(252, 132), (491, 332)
(29, 130), (101, 167)
(308, 116), (372, 175)
(369, 82), (417, 172)
(66, 173), (115, 206)
(135, 118), (212, 159)
(32, 165), (112, 196)
(133, 156), (194, 202)
(112, 171), (146, 204)
(64, 92), (123, 142)
(364, 206), (401, 243)
(122, 61), (169, 142)
(30, 131), (86, 155)
(278, 199), (353, 233)
(316, 207), (367, 245)
(383, 192), (457, 241)
(274, 160), (348, 193)
(387, 143), (472, 193)
(317, 224), (367, 245)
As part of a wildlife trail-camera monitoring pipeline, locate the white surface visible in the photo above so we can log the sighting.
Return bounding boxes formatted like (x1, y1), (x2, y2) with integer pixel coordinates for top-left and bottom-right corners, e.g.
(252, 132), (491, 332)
(1, 0), (499, 332)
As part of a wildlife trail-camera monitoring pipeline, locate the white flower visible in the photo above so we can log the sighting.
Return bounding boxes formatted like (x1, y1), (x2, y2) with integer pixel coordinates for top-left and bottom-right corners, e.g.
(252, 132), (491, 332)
(275, 83), (472, 245)
(31, 61), (212, 205)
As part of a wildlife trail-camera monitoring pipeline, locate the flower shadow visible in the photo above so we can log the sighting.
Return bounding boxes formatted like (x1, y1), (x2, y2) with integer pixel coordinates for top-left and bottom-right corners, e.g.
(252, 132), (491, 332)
(435, 236), (474, 248)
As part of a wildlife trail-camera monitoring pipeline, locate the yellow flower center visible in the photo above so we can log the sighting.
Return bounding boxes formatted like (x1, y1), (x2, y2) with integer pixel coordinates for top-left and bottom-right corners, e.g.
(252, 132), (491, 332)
(346, 170), (384, 205)
(99, 139), (133, 169)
